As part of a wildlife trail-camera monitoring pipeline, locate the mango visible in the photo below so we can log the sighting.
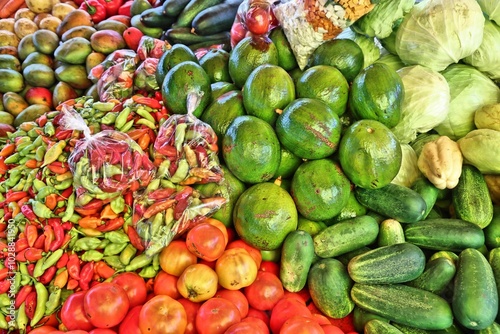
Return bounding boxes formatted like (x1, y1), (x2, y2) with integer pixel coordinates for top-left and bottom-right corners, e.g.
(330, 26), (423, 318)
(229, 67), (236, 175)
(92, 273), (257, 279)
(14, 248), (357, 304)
(0, 111), (14, 125)
(2, 92), (29, 117)
(22, 52), (54, 71)
(55, 37), (93, 65)
(23, 64), (56, 88)
(90, 30), (127, 55)
(32, 29), (60, 55)
(61, 26), (96, 42)
(95, 20), (129, 35)
(52, 81), (78, 107)
(85, 52), (106, 75)
(17, 34), (37, 61)
(0, 55), (21, 71)
(55, 64), (93, 90)
(56, 9), (93, 37)
(0, 46), (18, 58)
(14, 104), (50, 127)
(0, 69), (24, 93)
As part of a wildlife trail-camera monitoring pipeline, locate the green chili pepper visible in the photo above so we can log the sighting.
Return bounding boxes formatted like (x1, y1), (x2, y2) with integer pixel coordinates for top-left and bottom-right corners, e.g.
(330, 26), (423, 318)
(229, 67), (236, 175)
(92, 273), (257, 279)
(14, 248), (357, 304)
(19, 143), (35, 156)
(160, 179), (177, 189)
(33, 258), (46, 278)
(151, 213), (163, 237)
(44, 287), (61, 316)
(19, 262), (31, 286)
(35, 145), (46, 162)
(110, 196), (125, 214)
(35, 186), (58, 201)
(101, 112), (117, 125)
(44, 122), (55, 137)
(135, 107), (156, 124)
(42, 249), (64, 271)
(75, 192), (93, 207)
(31, 201), (52, 219)
(104, 231), (129, 244)
(152, 253), (160, 271)
(157, 160), (171, 179)
(139, 265), (158, 278)
(13, 271), (21, 294)
(8, 130), (27, 139)
(54, 178), (73, 191)
(80, 176), (104, 194)
(17, 303), (29, 332)
(102, 164), (123, 177)
(115, 107), (131, 129)
(125, 253), (153, 272)
(119, 119), (135, 132)
(146, 178), (161, 193)
(68, 229), (80, 249)
(170, 158), (189, 183)
(119, 244), (137, 266)
(97, 239), (110, 249)
(174, 123), (188, 152)
(0, 311), (7, 329)
(4, 173), (22, 188)
(93, 101), (116, 112)
(0, 294), (10, 308)
(72, 237), (102, 252)
(103, 242), (128, 256)
(42, 141), (66, 167)
(62, 193), (76, 223)
(11, 179), (26, 192)
(30, 281), (49, 327)
(81, 249), (104, 262)
(15, 136), (31, 145)
(68, 213), (81, 224)
(94, 192), (121, 201)
(27, 127), (41, 138)
(103, 255), (125, 270)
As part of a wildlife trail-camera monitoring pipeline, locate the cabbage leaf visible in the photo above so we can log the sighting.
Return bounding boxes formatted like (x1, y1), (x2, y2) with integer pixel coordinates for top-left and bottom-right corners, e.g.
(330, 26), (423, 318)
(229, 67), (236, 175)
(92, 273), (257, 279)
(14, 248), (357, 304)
(463, 19), (500, 81)
(476, 0), (500, 25)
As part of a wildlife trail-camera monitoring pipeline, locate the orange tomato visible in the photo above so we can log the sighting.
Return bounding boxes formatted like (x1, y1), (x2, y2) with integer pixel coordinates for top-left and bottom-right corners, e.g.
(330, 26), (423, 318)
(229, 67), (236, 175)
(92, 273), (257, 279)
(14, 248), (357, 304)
(195, 297), (241, 334)
(177, 263), (218, 302)
(227, 239), (262, 268)
(214, 289), (249, 318)
(159, 240), (197, 276)
(186, 222), (226, 261)
(216, 248), (258, 290)
(177, 298), (201, 334)
(205, 218), (229, 246)
(139, 295), (187, 334)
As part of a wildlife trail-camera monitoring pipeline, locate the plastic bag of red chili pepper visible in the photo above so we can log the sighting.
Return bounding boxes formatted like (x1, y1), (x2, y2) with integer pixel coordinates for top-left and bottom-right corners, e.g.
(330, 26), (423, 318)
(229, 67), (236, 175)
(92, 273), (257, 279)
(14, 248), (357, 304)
(153, 92), (224, 186)
(59, 105), (156, 207)
(133, 184), (226, 256)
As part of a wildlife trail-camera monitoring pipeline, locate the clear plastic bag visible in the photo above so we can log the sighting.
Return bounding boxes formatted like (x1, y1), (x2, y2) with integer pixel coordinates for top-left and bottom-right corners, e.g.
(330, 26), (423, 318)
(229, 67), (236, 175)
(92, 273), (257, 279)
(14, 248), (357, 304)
(153, 92), (223, 185)
(134, 57), (160, 92)
(137, 36), (170, 61)
(60, 105), (156, 207)
(133, 184), (226, 256)
(97, 57), (137, 102)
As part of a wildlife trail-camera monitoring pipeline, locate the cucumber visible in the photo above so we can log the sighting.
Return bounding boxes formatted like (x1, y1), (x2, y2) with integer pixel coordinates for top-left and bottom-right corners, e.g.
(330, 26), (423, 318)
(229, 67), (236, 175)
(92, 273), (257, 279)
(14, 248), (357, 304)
(351, 283), (454, 330)
(164, 27), (231, 46)
(347, 242), (426, 284)
(404, 218), (485, 252)
(452, 164), (494, 229)
(484, 206), (500, 249)
(162, 0), (191, 17)
(313, 215), (379, 258)
(377, 219), (405, 247)
(391, 323), (434, 334)
(411, 177), (440, 219)
(174, 0), (224, 28)
(452, 248), (498, 330)
(279, 230), (315, 292)
(192, 1), (241, 35)
(489, 248), (500, 322)
(308, 258), (354, 319)
(355, 183), (427, 223)
(337, 246), (372, 267)
(406, 256), (456, 295)
(365, 319), (404, 334)
(476, 322), (500, 334)
(429, 250), (459, 265)
(140, 7), (175, 29)
(353, 307), (389, 333)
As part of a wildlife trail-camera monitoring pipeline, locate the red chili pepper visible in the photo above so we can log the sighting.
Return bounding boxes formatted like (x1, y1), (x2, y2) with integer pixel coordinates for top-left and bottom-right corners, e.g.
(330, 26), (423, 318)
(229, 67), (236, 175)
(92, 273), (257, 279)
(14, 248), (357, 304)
(15, 249), (27, 262)
(60, 233), (72, 250)
(67, 253), (81, 280)
(24, 248), (44, 262)
(21, 204), (37, 222)
(60, 186), (74, 200)
(43, 225), (55, 253)
(27, 263), (35, 276)
(0, 241), (6, 252)
(24, 291), (38, 320)
(5, 191), (28, 203)
(148, 188), (176, 200)
(67, 279), (79, 290)
(0, 268), (7, 281)
(38, 265), (57, 285)
(97, 217), (124, 232)
(15, 285), (33, 309)
(80, 198), (105, 211)
(56, 252), (69, 269)
(132, 95), (162, 109)
(25, 224), (38, 248)
(79, 261), (95, 291)
(49, 219), (65, 252)
(127, 226), (145, 252)
(94, 261), (115, 279)
(28, 186), (36, 199)
(15, 238), (29, 253)
(33, 234), (46, 250)
(122, 150), (133, 170)
(123, 191), (133, 207)
(61, 222), (73, 231)
(0, 280), (10, 294)
(46, 161), (70, 174)
(37, 114), (48, 127)
(54, 129), (73, 141)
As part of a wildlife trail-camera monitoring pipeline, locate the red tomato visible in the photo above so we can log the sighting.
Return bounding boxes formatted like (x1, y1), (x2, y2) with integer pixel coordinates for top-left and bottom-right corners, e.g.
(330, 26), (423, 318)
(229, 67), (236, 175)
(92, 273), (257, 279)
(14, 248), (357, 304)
(111, 272), (148, 308)
(269, 298), (313, 334)
(178, 298), (201, 334)
(241, 317), (270, 334)
(246, 308), (270, 327)
(177, 263), (219, 302)
(214, 289), (249, 318)
(160, 240), (197, 276)
(223, 321), (265, 334)
(118, 305), (142, 334)
(216, 248), (258, 290)
(321, 325), (345, 334)
(259, 261), (279, 276)
(245, 6), (270, 35)
(280, 315), (325, 334)
(61, 291), (94, 331)
(227, 240), (262, 268)
(35, 313), (59, 328)
(285, 289), (311, 305)
(186, 222), (226, 261)
(312, 313), (332, 326)
(244, 271), (284, 311)
(89, 329), (117, 334)
(153, 270), (180, 299)
(64, 331), (91, 334)
(139, 295), (187, 334)
(196, 297), (242, 334)
(28, 326), (58, 334)
(84, 282), (130, 328)
(307, 303), (356, 333)
(205, 218), (229, 246)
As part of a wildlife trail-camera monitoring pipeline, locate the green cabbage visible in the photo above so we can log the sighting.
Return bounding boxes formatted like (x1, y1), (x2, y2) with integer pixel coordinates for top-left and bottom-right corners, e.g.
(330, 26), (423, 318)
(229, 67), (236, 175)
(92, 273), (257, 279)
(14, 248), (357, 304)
(337, 28), (381, 69)
(458, 129), (500, 174)
(476, 0), (500, 25)
(434, 64), (500, 140)
(395, 0), (485, 71)
(352, 0), (414, 39)
(391, 143), (421, 188)
(391, 65), (450, 144)
(374, 53), (405, 72)
(463, 19), (500, 81)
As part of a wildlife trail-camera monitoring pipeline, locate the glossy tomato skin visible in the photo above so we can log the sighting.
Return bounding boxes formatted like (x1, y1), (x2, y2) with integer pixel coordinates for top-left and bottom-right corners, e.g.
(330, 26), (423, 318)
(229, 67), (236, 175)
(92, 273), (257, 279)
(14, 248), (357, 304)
(84, 282), (130, 328)
(61, 291), (94, 331)
(186, 222), (226, 261)
(118, 305), (142, 334)
(89, 329), (117, 334)
(321, 324), (345, 334)
(216, 248), (258, 290)
(160, 240), (197, 276)
(214, 289), (249, 318)
(153, 270), (180, 299)
(27, 326), (58, 334)
(269, 297), (313, 334)
(223, 321), (265, 334)
(280, 315), (325, 334)
(244, 271), (284, 311)
(177, 298), (201, 334)
(246, 308), (270, 327)
(177, 263), (219, 302)
(227, 240), (262, 268)
(205, 218), (229, 246)
(258, 261), (279, 276)
(111, 272), (147, 308)
(196, 297), (242, 334)
(241, 317), (270, 334)
(139, 295), (187, 334)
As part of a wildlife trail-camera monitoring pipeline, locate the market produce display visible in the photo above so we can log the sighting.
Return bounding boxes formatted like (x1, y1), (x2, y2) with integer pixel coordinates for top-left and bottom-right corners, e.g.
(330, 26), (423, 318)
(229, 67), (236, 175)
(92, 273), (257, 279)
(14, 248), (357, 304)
(0, 0), (500, 333)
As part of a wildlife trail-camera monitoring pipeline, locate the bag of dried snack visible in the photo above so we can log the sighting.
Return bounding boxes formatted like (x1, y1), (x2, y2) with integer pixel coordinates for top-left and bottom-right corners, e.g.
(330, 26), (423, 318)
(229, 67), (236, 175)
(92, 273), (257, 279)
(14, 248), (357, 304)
(273, 0), (375, 69)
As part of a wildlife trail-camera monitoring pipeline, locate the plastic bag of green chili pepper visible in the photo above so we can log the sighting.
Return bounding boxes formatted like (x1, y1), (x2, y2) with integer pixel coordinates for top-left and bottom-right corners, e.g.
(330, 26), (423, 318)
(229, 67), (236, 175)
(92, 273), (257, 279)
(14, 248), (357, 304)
(153, 92), (224, 186)
(59, 105), (156, 205)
